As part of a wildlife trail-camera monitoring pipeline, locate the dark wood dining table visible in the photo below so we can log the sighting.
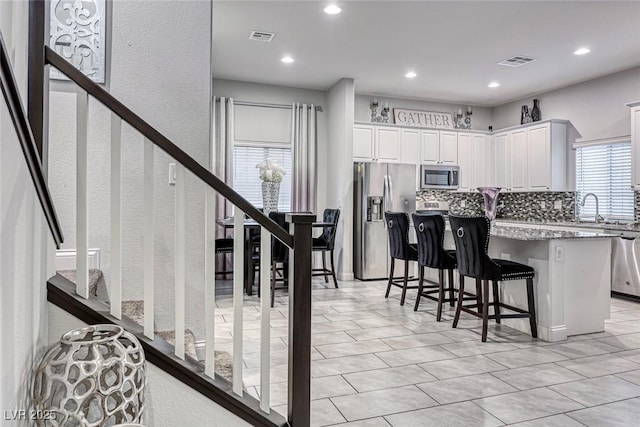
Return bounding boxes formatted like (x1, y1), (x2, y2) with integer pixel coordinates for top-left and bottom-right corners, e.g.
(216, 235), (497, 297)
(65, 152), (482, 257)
(215, 217), (334, 295)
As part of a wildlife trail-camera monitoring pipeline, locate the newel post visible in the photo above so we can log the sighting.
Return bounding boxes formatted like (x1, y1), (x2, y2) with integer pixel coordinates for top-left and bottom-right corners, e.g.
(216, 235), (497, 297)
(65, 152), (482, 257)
(286, 213), (315, 427)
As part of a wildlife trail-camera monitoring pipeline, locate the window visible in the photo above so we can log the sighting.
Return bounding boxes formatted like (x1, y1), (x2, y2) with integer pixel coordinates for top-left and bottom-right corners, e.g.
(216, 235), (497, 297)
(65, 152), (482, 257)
(233, 145), (292, 211)
(576, 141), (633, 220)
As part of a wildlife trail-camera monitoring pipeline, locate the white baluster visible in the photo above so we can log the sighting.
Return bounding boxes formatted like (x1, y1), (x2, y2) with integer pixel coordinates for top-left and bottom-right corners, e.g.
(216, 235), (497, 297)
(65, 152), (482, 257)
(143, 138), (154, 339)
(204, 188), (216, 377)
(175, 164), (186, 359)
(259, 227), (271, 412)
(232, 209), (244, 395)
(110, 113), (122, 319)
(76, 88), (89, 298)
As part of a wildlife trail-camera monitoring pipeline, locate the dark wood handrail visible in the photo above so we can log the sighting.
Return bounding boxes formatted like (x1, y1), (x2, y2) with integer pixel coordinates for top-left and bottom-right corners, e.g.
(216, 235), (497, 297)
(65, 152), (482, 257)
(44, 47), (293, 248)
(0, 33), (63, 248)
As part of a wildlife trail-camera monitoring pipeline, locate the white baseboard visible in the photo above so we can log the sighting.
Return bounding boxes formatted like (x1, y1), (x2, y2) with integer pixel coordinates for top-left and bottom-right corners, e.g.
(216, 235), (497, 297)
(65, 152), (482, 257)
(338, 272), (354, 281)
(56, 248), (101, 271)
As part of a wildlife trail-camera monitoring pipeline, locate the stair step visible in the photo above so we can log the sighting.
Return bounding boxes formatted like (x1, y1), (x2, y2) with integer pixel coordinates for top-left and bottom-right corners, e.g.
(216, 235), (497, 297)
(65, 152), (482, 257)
(57, 269), (106, 300)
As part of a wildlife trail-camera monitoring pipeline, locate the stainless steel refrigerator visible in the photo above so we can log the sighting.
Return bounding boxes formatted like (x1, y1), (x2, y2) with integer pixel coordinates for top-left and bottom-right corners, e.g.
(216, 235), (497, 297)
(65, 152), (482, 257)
(354, 162), (416, 280)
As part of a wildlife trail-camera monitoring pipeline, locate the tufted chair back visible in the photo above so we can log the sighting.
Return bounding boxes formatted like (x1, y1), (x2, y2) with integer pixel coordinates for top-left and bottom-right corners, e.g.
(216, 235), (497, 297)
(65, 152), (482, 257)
(412, 213), (456, 269)
(448, 215), (499, 280)
(384, 212), (412, 260)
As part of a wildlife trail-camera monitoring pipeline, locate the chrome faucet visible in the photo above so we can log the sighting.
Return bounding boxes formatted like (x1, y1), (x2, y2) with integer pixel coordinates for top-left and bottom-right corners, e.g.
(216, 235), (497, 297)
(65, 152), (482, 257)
(580, 193), (604, 223)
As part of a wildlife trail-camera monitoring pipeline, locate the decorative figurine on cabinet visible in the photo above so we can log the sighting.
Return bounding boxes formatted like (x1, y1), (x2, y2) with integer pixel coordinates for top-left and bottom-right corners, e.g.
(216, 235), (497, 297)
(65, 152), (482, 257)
(531, 99), (541, 122)
(521, 105), (532, 124)
(370, 98), (390, 123)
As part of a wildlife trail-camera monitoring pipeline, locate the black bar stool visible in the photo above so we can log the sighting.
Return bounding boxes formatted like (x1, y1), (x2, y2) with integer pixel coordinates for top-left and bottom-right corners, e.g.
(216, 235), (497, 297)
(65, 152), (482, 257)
(412, 213), (476, 321)
(449, 215), (538, 342)
(312, 208), (340, 288)
(384, 212), (419, 306)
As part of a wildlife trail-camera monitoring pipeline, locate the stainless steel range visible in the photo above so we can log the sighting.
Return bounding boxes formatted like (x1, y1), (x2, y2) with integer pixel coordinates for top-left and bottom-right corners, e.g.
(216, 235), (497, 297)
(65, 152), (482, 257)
(416, 200), (450, 219)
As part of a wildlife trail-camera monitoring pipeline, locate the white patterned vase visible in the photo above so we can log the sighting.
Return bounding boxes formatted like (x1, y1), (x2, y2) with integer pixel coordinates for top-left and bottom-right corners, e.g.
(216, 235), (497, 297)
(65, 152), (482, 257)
(262, 181), (280, 214)
(33, 324), (146, 427)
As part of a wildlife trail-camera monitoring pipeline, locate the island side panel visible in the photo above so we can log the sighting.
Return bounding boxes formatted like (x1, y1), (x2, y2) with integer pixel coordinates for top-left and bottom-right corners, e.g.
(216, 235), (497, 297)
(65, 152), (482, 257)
(561, 237), (611, 336)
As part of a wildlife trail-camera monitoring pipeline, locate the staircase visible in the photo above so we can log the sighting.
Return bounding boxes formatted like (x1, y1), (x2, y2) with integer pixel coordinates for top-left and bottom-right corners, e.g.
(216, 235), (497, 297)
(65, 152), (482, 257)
(0, 12), (315, 425)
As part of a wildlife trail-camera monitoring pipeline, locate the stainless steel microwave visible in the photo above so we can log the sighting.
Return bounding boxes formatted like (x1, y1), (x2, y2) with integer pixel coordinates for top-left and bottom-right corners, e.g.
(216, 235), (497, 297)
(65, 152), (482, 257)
(420, 165), (459, 190)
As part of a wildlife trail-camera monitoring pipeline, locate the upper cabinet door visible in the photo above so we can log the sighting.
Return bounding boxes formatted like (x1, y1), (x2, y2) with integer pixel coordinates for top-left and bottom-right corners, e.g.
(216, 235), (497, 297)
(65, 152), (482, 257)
(457, 133), (474, 191)
(400, 129), (420, 164)
(439, 131), (458, 165)
(420, 130), (439, 164)
(473, 134), (491, 187)
(510, 129), (527, 191)
(494, 133), (510, 190)
(376, 127), (402, 162)
(354, 125), (374, 161)
(527, 123), (551, 190)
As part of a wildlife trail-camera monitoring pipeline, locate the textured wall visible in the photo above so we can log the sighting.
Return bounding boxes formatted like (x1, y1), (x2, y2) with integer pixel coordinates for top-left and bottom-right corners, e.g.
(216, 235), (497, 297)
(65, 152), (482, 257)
(48, 0), (212, 337)
(0, 0), (55, 418)
(492, 66), (640, 142)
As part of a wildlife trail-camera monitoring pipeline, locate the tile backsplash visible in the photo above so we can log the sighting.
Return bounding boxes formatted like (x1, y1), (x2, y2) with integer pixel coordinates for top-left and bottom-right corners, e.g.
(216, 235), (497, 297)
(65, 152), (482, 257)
(635, 191), (640, 224)
(417, 190), (577, 222)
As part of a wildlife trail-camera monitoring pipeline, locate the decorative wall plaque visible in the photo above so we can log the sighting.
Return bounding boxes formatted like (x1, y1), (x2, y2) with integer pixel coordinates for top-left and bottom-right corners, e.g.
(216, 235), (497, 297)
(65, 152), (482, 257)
(393, 108), (454, 129)
(50, 0), (106, 83)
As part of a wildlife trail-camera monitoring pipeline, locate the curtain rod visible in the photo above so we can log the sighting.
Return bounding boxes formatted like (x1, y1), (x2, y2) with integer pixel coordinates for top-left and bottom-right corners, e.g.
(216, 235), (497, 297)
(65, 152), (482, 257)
(214, 98), (323, 112)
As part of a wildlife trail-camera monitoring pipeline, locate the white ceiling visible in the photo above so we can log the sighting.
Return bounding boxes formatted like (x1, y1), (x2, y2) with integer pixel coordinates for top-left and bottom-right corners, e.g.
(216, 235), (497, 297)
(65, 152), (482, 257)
(212, 1), (640, 107)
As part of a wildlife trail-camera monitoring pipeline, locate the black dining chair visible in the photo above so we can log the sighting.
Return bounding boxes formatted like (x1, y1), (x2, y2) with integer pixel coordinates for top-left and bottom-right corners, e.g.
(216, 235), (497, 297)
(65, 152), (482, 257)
(214, 238), (234, 277)
(384, 211), (419, 306)
(312, 208), (340, 288)
(412, 213), (472, 321)
(448, 215), (538, 342)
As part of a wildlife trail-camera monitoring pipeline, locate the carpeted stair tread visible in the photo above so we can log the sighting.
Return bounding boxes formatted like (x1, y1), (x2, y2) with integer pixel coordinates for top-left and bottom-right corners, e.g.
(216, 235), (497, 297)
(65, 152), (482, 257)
(57, 269), (106, 299)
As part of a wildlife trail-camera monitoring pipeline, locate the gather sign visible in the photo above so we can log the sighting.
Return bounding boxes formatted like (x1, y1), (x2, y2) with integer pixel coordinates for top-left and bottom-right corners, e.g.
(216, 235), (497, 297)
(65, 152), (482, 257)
(393, 108), (454, 129)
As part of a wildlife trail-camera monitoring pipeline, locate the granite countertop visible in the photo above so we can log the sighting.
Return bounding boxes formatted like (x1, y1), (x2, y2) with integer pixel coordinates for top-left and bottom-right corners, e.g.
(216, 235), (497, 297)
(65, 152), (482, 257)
(495, 219), (640, 232)
(490, 224), (618, 241)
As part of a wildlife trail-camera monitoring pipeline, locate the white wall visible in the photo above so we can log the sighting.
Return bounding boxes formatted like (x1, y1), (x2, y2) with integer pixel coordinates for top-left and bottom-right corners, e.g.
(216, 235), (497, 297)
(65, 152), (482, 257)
(48, 304), (252, 427)
(492, 66), (640, 141)
(326, 79), (355, 280)
(355, 94), (493, 131)
(0, 0), (56, 419)
(48, 1), (212, 337)
(213, 78), (329, 211)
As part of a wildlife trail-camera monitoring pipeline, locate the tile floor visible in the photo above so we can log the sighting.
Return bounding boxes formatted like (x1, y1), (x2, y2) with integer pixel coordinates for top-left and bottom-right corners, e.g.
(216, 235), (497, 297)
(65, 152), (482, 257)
(213, 279), (640, 426)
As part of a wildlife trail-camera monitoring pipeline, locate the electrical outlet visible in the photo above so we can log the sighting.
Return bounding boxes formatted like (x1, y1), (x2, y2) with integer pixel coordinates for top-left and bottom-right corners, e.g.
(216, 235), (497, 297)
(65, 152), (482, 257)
(169, 163), (176, 185)
(554, 200), (563, 210)
(555, 246), (564, 262)
(540, 201), (546, 210)
(460, 200), (466, 208)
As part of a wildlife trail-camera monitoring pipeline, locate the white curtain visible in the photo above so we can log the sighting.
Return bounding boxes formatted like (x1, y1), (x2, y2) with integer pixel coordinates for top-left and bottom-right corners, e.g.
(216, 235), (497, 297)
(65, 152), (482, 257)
(212, 97), (234, 274)
(213, 96), (234, 221)
(291, 103), (317, 213)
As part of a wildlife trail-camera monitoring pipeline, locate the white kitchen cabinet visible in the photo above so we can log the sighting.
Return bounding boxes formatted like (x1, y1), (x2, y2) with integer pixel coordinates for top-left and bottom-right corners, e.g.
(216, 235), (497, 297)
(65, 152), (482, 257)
(509, 129), (528, 191)
(502, 120), (568, 191)
(457, 133), (474, 191)
(353, 124), (401, 162)
(353, 125), (375, 161)
(420, 130), (458, 165)
(376, 126), (402, 162)
(628, 101), (640, 188)
(473, 134), (494, 188)
(419, 130), (439, 163)
(401, 128), (420, 164)
(440, 131), (459, 165)
(527, 123), (551, 190)
(494, 132), (510, 190)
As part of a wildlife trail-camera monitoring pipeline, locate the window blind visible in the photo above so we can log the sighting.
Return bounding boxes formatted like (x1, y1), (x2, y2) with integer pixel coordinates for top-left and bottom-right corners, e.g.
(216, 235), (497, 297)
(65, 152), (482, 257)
(233, 145), (292, 211)
(576, 141), (633, 220)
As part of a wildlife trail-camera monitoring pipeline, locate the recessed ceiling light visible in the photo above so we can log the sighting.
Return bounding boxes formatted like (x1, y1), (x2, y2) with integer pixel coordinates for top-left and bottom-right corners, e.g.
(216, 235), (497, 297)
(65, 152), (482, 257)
(574, 47), (591, 55)
(281, 56), (294, 64)
(405, 71), (417, 79)
(488, 82), (500, 88)
(324, 4), (342, 14)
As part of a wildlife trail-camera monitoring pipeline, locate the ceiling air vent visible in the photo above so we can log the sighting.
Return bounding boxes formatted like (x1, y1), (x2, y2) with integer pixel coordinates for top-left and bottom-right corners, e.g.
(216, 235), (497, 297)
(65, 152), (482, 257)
(497, 55), (535, 67)
(249, 31), (275, 42)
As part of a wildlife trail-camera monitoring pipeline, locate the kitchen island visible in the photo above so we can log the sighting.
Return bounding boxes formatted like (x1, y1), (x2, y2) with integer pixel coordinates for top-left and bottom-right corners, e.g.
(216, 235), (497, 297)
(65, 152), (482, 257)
(439, 223), (616, 342)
